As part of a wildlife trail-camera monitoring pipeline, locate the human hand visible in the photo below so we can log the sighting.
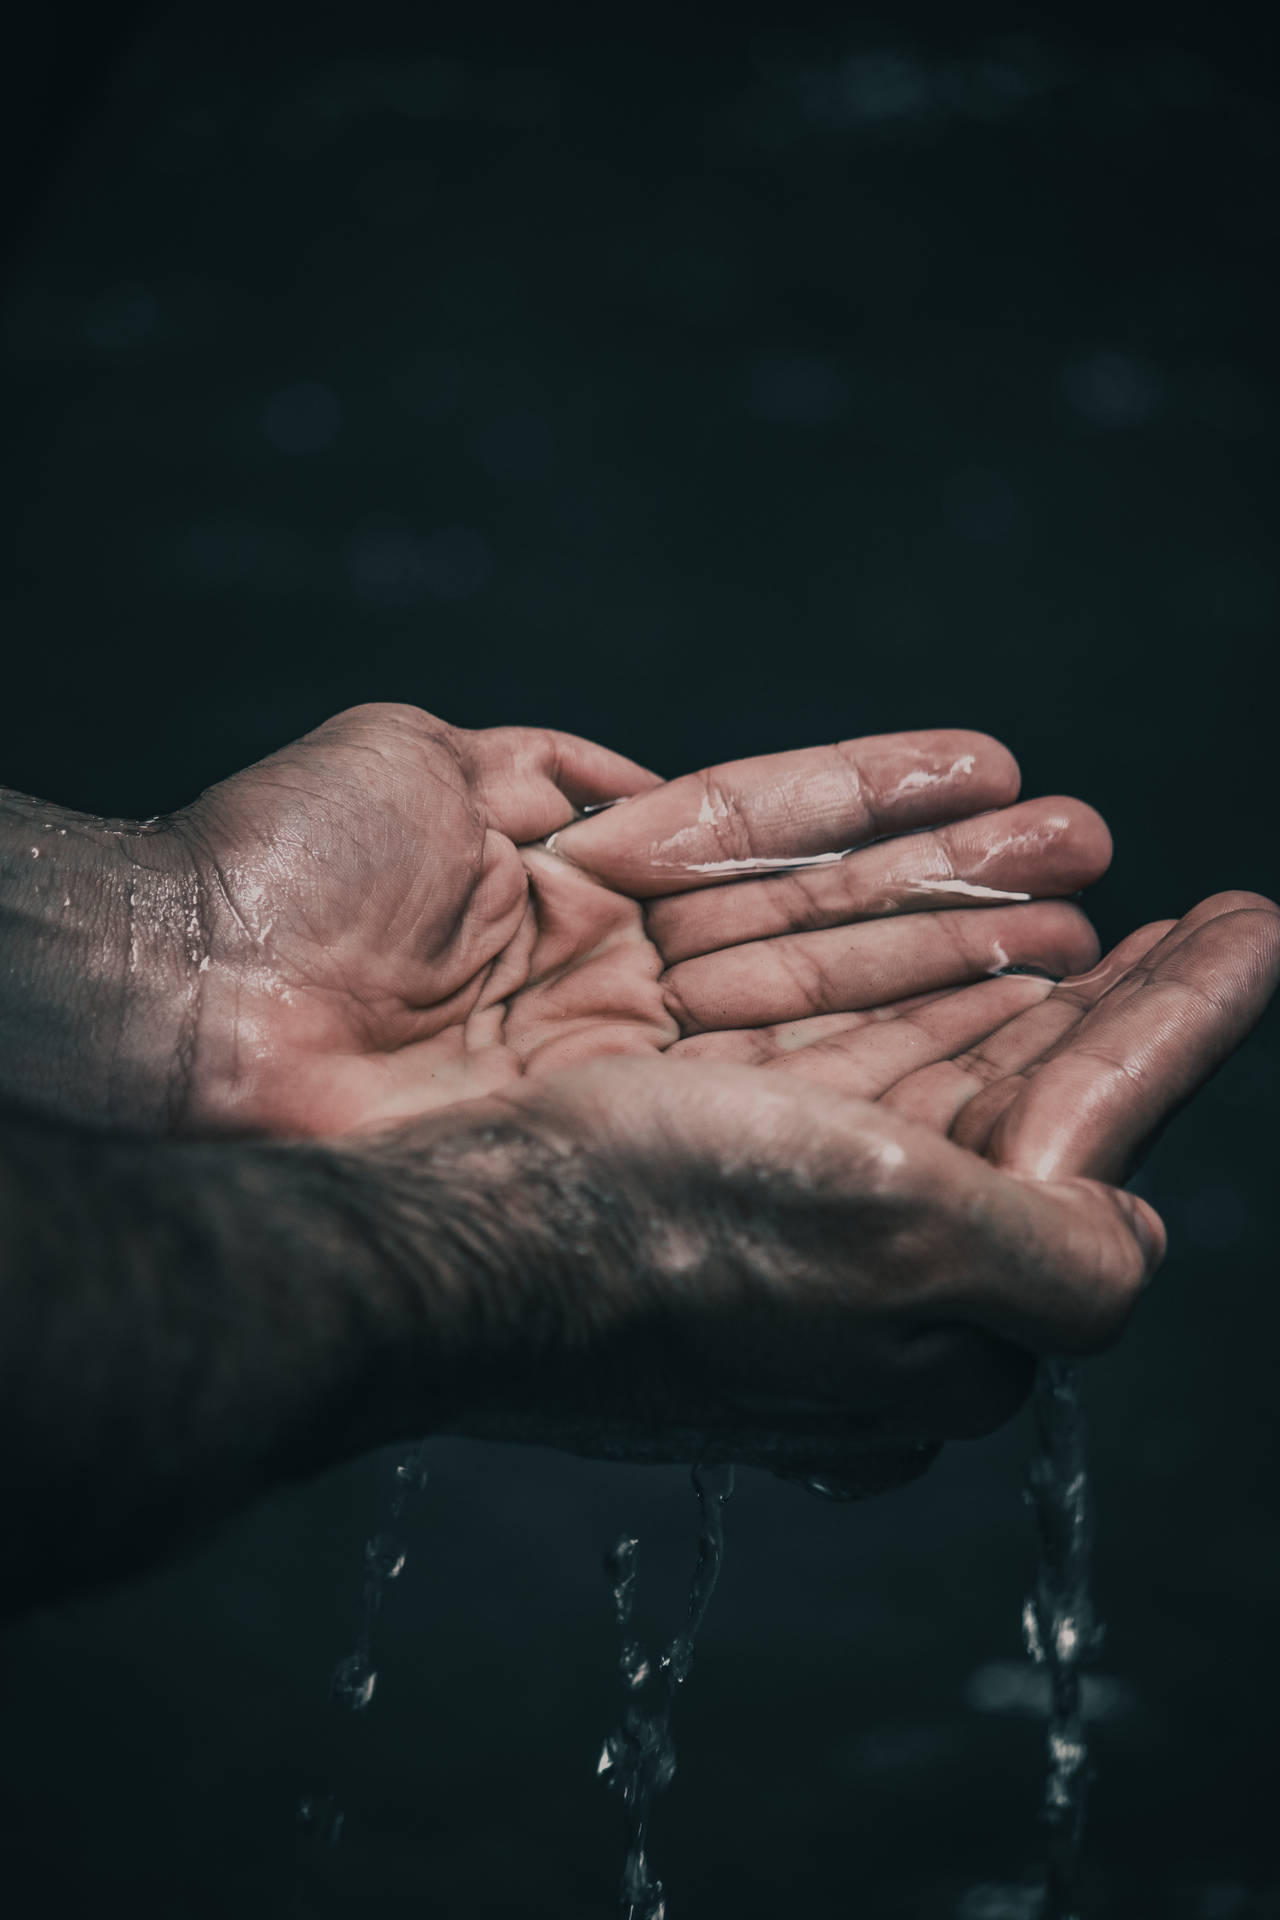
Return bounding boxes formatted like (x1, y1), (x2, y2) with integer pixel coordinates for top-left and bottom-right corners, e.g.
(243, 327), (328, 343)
(394, 891), (1279, 1487)
(1, 703), (1110, 1135)
(370, 1055), (1157, 1492)
(880, 890), (1280, 1183)
(172, 706), (1114, 1135)
(2, 896), (1271, 1610)
(682, 889), (1280, 1183)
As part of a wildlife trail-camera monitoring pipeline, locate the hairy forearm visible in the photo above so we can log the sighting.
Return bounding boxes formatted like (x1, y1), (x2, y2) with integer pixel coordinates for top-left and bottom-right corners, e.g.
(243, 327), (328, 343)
(0, 790), (199, 1129)
(0, 1100), (545, 1615)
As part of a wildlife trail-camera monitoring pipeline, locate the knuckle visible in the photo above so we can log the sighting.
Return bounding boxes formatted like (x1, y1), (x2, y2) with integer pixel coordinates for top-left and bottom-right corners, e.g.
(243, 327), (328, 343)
(659, 969), (703, 1036)
(325, 700), (437, 736)
(778, 938), (839, 1012)
(697, 772), (758, 862)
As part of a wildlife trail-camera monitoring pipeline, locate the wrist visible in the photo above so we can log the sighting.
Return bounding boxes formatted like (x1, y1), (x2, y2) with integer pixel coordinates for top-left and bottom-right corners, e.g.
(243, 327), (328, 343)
(0, 1097), (520, 1608)
(335, 1100), (594, 1441)
(0, 789), (203, 1131)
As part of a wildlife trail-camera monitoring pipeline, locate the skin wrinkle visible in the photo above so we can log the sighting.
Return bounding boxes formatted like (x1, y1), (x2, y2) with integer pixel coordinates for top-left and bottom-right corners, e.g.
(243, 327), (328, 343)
(690, 771), (754, 863)
(774, 930), (846, 1022)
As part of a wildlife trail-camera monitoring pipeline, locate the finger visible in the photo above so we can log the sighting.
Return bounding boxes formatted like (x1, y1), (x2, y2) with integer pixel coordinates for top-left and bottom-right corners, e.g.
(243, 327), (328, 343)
(882, 920), (1177, 1135)
(645, 1071), (1164, 1357)
(801, 1092), (1164, 1354)
(647, 797), (1111, 963)
(949, 1171), (1166, 1356)
(667, 975), (1053, 1092)
(665, 986), (976, 1065)
(460, 725), (662, 841)
(495, 1060), (1161, 1439)
(766, 976), (1055, 1095)
(546, 730), (1020, 896)
(949, 899), (1264, 1162)
(980, 892), (1280, 1183)
(662, 900), (1098, 1034)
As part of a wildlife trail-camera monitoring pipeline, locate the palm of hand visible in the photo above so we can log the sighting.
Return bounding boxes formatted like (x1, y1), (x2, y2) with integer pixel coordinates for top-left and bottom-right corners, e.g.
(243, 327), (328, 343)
(175, 705), (676, 1134)
(179, 701), (1275, 1182)
(176, 703), (1121, 1138)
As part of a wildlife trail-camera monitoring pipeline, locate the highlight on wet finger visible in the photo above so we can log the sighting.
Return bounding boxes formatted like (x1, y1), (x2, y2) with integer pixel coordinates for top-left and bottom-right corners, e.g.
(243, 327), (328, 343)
(646, 796), (1112, 963)
(546, 729), (1021, 896)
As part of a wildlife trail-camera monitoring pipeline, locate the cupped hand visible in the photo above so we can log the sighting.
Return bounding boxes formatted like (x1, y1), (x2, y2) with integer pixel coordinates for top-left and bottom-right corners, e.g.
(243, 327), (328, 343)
(169, 703), (1108, 1136)
(418, 891), (1280, 1486)
(409, 1056), (1158, 1491)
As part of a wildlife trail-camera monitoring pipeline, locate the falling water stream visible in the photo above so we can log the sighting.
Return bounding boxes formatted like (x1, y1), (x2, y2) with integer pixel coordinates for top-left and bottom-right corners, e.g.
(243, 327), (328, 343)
(1023, 1361), (1101, 1920)
(588, 1374), (1098, 1920)
(597, 1463), (737, 1920)
(295, 1440), (431, 1895)
(297, 1370), (1097, 1917)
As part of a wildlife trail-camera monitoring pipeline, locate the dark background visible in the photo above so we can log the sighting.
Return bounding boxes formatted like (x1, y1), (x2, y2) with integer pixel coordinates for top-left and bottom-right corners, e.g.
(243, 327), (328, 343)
(1, 2), (1276, 1914)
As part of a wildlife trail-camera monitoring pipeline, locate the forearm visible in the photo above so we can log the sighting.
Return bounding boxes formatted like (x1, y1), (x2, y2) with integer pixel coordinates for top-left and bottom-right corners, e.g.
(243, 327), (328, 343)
(0, 1101), (533, 1615)
(0, 790), (199, 1130)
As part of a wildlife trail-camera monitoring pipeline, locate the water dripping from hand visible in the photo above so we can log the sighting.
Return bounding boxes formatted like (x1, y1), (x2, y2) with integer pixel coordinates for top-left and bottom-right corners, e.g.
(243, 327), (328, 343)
(1023, 1362), (1102, 1920)
(294, 1440), (431, 1908)
(598, 1463), (736, 1920)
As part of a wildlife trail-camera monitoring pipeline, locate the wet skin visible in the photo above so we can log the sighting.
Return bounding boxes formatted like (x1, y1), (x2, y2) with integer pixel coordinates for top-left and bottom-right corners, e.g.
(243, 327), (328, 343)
(1, 702), (1277, 1491)
(133, 704), (1108, 1134)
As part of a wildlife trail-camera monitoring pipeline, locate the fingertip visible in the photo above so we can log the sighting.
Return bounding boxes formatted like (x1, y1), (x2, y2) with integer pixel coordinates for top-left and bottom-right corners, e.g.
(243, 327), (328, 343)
(1038, 796), (1113, 884)
(994, 1173), (1164, 1354)
(1120, 1190), (1168, 1280)
(1014, 897), (1101, 977)
(986, 736), (1022, 807)
(943, 729), (1021, 805)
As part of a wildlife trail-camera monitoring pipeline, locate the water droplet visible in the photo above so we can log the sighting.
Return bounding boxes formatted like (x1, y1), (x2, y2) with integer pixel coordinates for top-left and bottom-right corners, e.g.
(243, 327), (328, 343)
(661, 1637), (693, 1686)
(330, 1652), (377, 1711)
(598, 1467), (734, 1912)
(605, 1534), (639, 1626)
(365, 1534), (406, 1580)
(619, 1641), (650, 1690)
(622, 1845), (665, 1908)
(297, 1793), (345, 1847)
(1025, 1359), (1099, 1907)
(800, 1473), (864, 1501)
(393, 1451), (429, 1494)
